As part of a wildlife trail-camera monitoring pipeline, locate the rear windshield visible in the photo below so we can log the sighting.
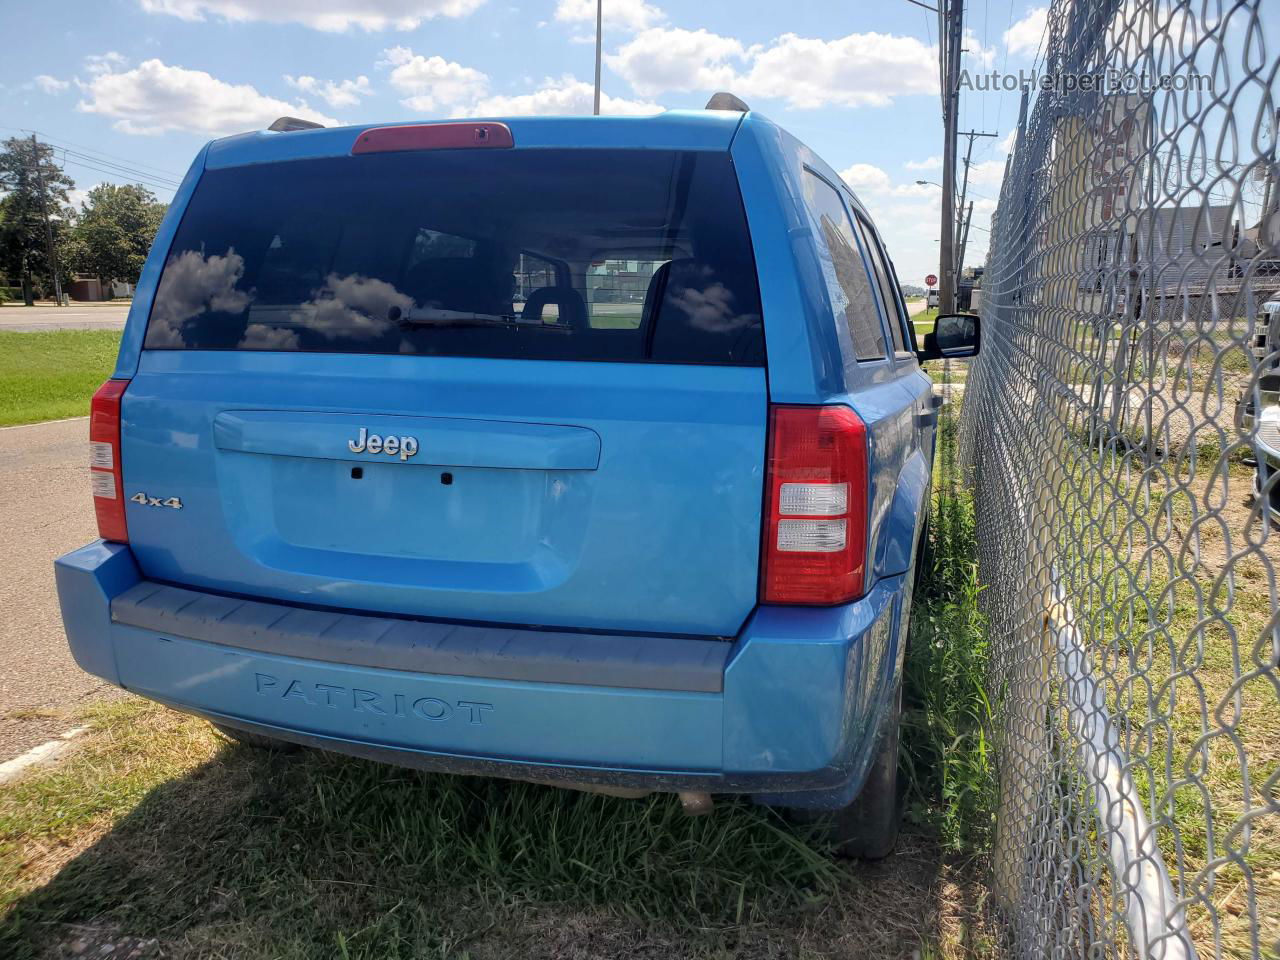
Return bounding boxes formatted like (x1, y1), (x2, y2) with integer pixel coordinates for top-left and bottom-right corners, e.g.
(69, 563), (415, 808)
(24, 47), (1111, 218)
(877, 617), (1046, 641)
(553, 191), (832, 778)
(145, 149), (764, 365)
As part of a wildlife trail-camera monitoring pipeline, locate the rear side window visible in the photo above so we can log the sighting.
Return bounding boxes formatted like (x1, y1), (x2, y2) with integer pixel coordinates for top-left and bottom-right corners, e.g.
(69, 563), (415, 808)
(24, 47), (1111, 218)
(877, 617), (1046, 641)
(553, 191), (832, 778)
(145, 150), (763, 365)
(800, 170), (886, 362)
(852, 213), (908, 354)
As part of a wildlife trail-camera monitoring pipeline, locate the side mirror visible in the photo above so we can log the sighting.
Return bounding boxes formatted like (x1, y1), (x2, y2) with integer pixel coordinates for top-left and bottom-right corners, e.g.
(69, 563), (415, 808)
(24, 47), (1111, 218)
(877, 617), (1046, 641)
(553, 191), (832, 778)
(918, 312), (980, 361)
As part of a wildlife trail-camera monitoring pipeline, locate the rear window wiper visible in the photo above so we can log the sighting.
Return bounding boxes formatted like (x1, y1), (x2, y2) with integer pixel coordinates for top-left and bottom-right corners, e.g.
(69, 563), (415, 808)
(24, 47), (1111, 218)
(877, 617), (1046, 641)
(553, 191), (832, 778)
(391, 306), (571, 331)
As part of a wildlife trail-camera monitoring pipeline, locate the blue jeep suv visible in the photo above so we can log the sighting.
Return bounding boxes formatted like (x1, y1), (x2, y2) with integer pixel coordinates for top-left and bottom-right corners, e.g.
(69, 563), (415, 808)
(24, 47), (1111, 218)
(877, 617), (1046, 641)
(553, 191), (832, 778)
(56, 101), (978, 858)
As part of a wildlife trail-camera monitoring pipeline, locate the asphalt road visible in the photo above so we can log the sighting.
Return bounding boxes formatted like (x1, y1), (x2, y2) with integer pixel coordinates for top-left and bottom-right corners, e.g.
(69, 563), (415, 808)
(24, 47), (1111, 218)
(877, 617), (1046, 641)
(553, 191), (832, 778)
(0, 417), (119, 762)
(0, 302), (130, 332)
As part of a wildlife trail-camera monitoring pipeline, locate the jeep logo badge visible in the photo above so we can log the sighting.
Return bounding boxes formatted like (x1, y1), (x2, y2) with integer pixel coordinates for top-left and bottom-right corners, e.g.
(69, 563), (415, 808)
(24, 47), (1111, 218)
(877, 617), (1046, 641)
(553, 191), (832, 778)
(348, 427), (419, 461)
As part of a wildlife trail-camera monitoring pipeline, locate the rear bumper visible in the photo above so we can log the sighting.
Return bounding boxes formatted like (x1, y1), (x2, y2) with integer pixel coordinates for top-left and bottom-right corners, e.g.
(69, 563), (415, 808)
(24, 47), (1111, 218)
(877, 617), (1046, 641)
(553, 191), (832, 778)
(55, 541), (905, 801)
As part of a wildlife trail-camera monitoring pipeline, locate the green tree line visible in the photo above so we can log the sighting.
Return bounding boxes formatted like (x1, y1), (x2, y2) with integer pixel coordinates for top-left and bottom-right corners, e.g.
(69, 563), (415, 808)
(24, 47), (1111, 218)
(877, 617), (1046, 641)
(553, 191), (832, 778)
(0, 137), (167, 303)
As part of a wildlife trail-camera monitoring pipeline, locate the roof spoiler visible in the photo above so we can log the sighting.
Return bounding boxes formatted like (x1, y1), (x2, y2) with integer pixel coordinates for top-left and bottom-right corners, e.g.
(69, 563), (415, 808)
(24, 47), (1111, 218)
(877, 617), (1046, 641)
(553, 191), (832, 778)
(268, 116), (325, 132)
(705, 92), (749, 112)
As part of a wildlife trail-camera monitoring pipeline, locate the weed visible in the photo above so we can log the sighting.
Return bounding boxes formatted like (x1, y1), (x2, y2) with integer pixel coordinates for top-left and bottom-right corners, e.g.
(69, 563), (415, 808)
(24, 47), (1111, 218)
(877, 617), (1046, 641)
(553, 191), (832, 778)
(901, 401), (998, 854)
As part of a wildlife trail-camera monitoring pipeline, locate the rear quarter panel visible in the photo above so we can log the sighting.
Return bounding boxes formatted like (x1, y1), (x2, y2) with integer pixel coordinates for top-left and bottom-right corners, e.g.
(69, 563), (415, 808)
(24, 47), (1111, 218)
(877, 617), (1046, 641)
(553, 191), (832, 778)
(733, 115), (934, 736)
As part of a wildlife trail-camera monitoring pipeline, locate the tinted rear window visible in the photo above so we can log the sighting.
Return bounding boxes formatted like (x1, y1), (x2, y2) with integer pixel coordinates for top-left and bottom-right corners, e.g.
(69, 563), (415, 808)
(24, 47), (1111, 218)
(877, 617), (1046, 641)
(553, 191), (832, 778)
(145, 149), (764, 365)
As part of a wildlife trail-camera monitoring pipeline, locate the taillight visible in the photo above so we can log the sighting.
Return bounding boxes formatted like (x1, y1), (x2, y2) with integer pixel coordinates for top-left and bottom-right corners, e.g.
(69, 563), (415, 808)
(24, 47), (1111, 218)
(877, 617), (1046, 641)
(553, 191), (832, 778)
(760, 404), (869, 605)
(89, 379), (129, 543)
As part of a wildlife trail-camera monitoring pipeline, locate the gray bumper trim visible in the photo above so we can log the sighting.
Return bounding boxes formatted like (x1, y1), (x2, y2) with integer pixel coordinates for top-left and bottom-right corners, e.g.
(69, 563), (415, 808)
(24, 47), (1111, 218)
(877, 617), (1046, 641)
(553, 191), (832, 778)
(111, 582), (730, 693)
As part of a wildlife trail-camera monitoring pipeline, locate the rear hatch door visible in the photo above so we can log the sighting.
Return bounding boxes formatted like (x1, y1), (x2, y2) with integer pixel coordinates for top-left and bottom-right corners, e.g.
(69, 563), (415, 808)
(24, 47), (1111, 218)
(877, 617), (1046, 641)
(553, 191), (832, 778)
(121, 143), (767, 637)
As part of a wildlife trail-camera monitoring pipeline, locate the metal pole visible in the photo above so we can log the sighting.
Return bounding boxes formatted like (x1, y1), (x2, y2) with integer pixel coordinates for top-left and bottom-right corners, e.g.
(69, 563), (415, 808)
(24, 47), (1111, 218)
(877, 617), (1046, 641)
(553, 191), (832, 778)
(954, 130), (998, 258)
(593, 0), (603, 116)
(30, 134), (64, 307)
(956, 200), (974, 279)
(1048, 589), (1199, 960)
(938, 0), (963, 314)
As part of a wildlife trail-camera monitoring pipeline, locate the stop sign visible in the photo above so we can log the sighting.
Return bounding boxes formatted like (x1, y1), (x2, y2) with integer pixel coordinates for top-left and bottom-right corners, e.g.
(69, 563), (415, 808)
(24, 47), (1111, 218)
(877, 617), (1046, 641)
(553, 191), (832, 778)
(925, 274), (938, 287)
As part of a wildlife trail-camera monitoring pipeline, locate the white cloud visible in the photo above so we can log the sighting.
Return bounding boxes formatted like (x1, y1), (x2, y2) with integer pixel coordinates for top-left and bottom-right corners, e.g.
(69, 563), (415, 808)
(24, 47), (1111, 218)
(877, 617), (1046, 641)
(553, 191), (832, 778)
(67, 184), (100, 210)
(608, 28), (939, 109)
(457, 75), (661, 117)
(605, 28), (745, 97)
(997, 128), (1017, 154)
(31, 75), (70, 94)
(905, 155), (943, 171)
(961, 28), (997, 67)
(77, 59), (337, 136)
(138, 0), (486, 32)
(84, 52), (129, 75)
(379, 47), (488, 111)
(1003, 6), (1047, 58)
(828, 164), (1001, 282)
(838, 163), (892, 194)
(285, 73), (373, 108)
(554, 0), (662, 33)
(965, 158), (1008, 190)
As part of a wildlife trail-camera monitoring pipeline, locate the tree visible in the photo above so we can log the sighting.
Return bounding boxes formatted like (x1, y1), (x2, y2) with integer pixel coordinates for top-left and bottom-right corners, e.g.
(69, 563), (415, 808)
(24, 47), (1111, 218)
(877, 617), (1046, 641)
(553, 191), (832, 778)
(66, 184), (167, 287)
(0, 137), (75, 301)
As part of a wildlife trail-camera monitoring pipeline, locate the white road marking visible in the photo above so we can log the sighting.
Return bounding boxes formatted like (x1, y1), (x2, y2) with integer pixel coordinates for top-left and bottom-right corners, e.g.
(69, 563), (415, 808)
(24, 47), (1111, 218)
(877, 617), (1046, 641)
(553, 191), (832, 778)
(0, 416), (89, 431)
(0, 726), (89, 785)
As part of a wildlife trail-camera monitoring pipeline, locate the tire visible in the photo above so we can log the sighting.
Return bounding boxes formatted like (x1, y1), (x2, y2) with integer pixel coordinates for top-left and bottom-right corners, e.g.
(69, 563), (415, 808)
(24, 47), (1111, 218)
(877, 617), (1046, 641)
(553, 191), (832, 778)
(211, 721), (300, 752)
(828, 681), (903, 860)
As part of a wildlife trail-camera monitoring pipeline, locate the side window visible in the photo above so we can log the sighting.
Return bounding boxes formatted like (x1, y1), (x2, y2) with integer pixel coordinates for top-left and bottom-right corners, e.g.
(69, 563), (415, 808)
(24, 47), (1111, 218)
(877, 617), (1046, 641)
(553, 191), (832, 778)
(801, 170), (887, 362)
(884, 252), (918, 351)
(852, 213), (909, 354)
(586, 258), (663, 329)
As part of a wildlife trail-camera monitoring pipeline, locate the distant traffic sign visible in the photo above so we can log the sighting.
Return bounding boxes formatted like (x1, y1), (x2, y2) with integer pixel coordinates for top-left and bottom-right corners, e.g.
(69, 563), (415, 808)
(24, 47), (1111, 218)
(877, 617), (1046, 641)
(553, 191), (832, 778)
(925, 274), (938, 287)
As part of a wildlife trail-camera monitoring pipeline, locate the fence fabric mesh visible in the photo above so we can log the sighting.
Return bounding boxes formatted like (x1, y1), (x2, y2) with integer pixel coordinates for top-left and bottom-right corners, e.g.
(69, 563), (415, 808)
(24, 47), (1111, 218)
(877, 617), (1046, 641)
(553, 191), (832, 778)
(957, 0), (1279, 956)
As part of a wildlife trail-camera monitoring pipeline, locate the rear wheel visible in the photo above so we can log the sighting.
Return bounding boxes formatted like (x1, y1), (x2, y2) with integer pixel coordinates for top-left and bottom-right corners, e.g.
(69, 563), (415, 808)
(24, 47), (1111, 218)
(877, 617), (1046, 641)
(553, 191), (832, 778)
(211, 722), (300, 752)
(827, 681), (903, 859)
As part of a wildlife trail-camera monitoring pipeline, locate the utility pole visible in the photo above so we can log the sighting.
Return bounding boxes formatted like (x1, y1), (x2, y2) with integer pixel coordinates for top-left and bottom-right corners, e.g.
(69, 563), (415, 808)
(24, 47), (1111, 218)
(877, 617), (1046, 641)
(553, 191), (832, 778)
(592, 0), (603, 116)
(957, 131), (993, 259)
(938, 0), (963, 314)
(30, 134), (64, 307)
(955, 200), (974, 286)
(954, 129), (998, 275)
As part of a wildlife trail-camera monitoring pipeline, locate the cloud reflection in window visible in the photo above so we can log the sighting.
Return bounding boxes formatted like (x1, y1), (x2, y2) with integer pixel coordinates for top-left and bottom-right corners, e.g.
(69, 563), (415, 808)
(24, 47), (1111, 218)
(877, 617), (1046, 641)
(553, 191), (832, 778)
(147, 249), (254, 347)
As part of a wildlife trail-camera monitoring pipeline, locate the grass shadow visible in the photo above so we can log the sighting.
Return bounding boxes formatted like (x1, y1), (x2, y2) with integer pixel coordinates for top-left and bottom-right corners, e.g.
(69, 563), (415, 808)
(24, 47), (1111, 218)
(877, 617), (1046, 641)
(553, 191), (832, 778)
(0, 713), (986, 958)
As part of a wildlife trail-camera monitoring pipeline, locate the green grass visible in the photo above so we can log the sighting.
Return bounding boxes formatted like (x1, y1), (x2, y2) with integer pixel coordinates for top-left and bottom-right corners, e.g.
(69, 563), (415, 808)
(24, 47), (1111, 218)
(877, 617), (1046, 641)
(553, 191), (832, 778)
(901, 402), (996, 853)
(0, 330), (122, 426)
(0, 701), (995, 958)
(912, 308), (939, 338)
(0, 419), (997, 959)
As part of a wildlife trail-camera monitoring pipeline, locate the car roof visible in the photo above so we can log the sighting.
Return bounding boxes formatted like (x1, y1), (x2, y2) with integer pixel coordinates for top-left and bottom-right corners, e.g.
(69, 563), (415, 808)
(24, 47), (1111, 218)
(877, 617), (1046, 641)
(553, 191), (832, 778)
(205, 110), (749, 171)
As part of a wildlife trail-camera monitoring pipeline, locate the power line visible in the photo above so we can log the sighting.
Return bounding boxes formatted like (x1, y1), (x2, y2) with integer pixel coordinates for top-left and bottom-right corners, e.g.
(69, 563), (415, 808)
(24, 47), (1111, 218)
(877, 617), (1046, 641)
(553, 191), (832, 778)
(992, 0), (1019, 148)
(0, 125), (183, 179)
(58, 155), (179, 196)
(58, 150), (180, 189)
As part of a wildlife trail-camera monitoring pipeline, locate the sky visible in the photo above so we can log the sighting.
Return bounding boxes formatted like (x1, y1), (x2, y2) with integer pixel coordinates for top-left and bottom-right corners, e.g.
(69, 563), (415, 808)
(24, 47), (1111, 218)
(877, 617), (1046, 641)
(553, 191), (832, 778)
(0, 0), (1051, 287)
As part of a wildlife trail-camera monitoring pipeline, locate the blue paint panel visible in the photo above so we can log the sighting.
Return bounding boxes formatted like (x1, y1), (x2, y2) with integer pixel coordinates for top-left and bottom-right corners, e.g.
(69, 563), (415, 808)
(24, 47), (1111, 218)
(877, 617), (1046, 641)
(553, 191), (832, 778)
(121, 351), (766, 636)
(213, 411), (602, 471)
(724, 579), (900, 777)
(204, 112), (743, 172)
(731, 115), (844, 404)
(114, 629), (723, 771)
(53, 541), (140, 685)
(54, 541), (910, 792)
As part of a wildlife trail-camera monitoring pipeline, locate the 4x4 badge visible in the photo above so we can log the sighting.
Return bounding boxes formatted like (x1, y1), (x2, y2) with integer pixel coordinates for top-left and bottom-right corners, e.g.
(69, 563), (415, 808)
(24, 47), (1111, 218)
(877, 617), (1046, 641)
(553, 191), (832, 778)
(130, 492), (183, 509)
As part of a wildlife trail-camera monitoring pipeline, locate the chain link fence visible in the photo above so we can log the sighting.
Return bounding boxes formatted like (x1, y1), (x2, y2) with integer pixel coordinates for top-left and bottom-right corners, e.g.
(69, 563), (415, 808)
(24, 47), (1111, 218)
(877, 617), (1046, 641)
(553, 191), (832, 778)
(957, 0), (1279, 956)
